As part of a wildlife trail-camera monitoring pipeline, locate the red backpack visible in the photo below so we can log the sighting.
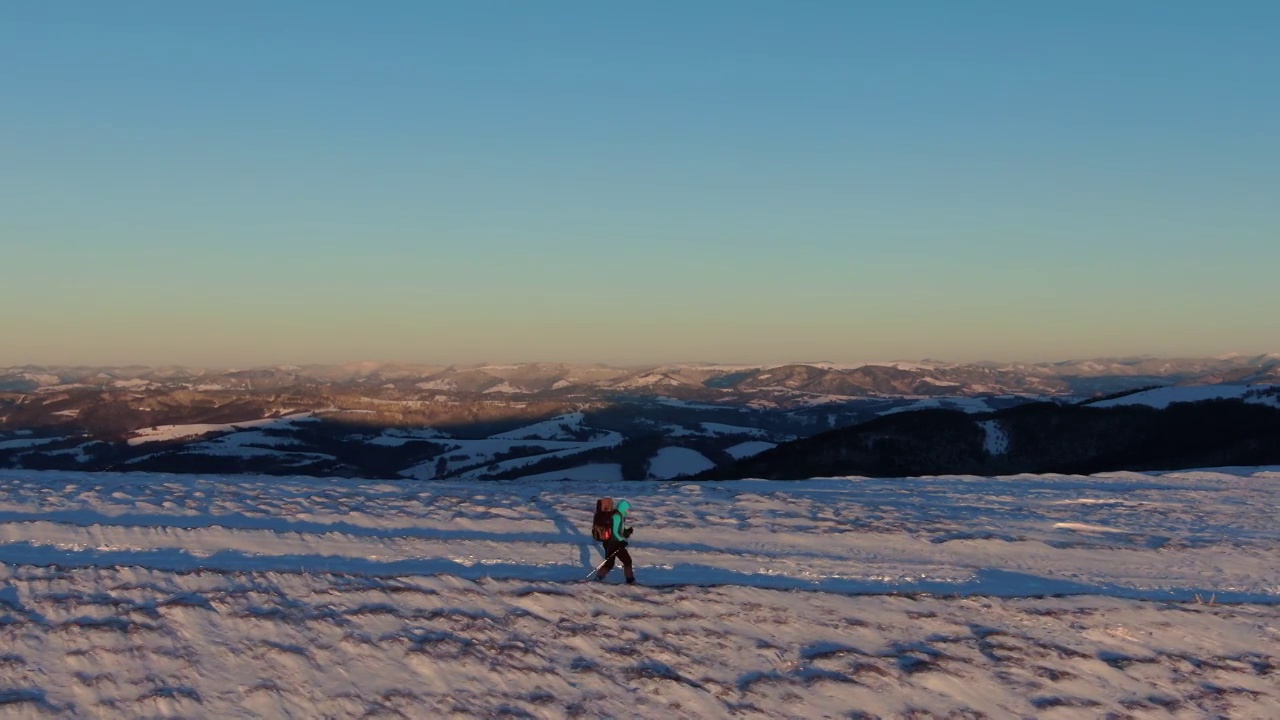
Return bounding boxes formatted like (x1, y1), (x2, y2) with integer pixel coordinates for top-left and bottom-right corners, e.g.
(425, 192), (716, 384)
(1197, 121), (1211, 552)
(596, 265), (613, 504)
(591, 497), (615, 541)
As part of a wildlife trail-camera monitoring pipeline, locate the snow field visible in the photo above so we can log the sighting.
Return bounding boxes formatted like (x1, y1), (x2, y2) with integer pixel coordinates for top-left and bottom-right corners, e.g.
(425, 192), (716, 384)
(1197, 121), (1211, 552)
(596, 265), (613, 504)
(0, 567), (1274, 719)
(0, 467), (1275, 718)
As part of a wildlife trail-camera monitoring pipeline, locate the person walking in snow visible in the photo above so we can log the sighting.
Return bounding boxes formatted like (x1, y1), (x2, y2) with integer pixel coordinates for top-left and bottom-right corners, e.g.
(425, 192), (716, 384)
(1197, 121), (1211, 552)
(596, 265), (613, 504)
(592, 498), (635, 584)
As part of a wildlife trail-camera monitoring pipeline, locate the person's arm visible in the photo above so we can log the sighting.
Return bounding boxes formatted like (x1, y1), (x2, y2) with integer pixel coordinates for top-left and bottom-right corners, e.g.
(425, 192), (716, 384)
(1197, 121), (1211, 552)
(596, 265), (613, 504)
(612, 511), (630, 540)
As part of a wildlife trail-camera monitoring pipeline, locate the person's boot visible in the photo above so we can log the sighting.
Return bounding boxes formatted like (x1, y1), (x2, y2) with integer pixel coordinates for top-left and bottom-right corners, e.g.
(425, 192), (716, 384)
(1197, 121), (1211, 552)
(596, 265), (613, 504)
(595, 570), (609, 582)
(625, 571), (636, 584)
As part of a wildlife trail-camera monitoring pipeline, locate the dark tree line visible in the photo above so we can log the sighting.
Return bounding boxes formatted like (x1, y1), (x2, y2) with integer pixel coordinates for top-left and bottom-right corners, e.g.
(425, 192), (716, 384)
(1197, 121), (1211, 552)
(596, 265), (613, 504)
(707, 400), (1280, 480)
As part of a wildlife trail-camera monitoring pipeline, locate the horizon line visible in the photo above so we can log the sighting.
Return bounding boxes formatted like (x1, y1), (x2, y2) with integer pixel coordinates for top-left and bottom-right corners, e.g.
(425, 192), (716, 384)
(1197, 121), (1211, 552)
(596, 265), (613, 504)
(5, 351), (1280, 373)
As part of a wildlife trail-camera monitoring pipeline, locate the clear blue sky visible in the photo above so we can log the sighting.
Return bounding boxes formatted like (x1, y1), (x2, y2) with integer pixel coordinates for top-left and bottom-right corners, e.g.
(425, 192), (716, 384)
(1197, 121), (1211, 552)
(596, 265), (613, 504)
(3, 1), (1277, 367)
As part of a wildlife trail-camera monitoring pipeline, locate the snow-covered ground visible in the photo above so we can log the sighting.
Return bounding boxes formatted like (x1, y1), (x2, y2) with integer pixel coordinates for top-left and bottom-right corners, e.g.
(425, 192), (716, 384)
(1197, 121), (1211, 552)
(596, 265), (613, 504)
(0, 467), (1276, 718)
(724, 440), (777, 460)
(646, 447), (716, 479)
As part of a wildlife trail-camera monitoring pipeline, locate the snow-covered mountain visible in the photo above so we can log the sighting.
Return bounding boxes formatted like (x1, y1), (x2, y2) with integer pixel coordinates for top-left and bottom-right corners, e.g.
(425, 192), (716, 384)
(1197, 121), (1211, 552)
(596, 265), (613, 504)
(4, 354), (1278, 397)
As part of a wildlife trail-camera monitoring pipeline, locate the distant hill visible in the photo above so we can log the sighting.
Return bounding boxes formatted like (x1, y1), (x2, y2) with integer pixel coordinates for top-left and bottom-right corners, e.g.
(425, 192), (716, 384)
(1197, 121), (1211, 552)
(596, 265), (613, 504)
(707, 394), (1280, 480)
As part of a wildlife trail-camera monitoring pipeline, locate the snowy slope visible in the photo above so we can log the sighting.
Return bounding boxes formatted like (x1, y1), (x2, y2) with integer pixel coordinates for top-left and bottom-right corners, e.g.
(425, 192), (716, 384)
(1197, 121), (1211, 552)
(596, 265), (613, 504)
(979, 420), (1009, 455)
(0, 468), (1276, 719)
(698, 422), (771, 438)
(0, 437), (64, 451)
(399, 427), (624, 481)
(125, 412), (317, 446)
(513, 462), (624, 482)
(366, 427), (449, 446)
(646, 447), (716, 479)
(724, 440), (777, 460)
(1091, 383), (1280, 409)
(878, 397), (994, 415)
(491, 412), (589, 440)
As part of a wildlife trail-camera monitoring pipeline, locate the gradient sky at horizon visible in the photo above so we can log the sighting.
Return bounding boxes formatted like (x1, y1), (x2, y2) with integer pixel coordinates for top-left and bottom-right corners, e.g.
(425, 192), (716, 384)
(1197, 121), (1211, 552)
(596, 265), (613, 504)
(3, 2), (1277, 367)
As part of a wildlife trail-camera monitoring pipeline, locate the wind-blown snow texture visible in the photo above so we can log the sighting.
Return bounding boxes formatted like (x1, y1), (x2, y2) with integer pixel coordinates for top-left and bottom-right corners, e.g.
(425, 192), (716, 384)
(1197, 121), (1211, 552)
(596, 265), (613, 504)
(0, 468), (1276, 718)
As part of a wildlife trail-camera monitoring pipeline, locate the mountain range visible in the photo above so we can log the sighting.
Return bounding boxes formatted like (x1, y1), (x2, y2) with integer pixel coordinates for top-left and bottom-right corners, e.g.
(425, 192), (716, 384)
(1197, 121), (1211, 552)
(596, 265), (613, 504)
(2, 355), (1278, 481)
(5, 353), (1279, 397)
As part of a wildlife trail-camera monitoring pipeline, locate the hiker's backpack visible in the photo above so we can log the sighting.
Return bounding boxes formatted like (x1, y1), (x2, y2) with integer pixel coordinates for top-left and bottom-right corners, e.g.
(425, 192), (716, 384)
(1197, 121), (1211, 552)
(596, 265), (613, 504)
(591, 497), (615, 541)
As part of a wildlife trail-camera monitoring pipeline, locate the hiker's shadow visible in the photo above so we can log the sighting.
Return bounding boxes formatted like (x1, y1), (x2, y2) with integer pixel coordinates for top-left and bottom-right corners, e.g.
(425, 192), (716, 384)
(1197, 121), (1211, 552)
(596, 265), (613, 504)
(530, 491), (598, 571)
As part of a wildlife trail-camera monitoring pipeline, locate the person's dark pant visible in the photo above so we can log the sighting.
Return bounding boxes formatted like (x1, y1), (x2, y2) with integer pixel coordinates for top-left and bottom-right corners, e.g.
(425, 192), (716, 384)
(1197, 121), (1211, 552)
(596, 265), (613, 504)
(598, 539), (634, 582)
